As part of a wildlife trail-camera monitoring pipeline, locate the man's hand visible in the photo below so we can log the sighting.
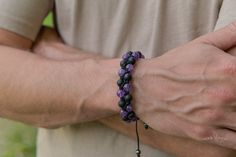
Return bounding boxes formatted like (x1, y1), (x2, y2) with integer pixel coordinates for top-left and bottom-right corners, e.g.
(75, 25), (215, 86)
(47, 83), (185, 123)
(33, 27), (236, 157)
(133, 22), (236, 149)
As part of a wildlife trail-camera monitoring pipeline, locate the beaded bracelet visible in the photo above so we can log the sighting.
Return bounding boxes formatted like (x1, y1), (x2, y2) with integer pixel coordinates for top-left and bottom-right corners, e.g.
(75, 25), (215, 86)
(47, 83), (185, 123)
(117, 51), (148, 157)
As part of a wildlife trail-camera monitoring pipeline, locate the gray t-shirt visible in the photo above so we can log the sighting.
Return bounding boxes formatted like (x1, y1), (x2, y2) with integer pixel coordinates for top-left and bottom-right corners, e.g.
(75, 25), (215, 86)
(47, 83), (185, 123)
(0, 0), (236, 157)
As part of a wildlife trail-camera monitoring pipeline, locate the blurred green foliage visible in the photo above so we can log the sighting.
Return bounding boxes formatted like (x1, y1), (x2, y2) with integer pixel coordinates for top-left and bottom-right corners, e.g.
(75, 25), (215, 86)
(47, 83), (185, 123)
(0, 119), (37, 157)
(0, 13), (53, 157)
(43, 12), (54, 27)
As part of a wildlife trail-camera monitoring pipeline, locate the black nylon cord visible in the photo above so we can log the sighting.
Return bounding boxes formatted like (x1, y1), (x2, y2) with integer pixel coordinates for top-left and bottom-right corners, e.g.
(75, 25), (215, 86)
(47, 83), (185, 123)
(135, 120), (141, 157)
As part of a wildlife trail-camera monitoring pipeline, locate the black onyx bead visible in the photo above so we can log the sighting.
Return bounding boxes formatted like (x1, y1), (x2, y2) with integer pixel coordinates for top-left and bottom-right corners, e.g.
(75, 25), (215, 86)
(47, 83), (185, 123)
(124, 73), (132, 81)
(120, 60), (127, 68)
(124, 94), (132, 102)
(137, 51), (142, 57)
(144, 123), (149, 129)
(127, 111), (136, 120)
(125, 101), (130, 107)
(127, 57), (135, 64)
(118, 99), (126, 108)
(122, 115), (129, 121)
(117, 79), (123, 87)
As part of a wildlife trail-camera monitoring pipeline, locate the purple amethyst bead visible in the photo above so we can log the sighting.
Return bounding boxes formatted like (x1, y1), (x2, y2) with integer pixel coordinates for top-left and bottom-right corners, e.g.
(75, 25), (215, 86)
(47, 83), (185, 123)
(126, 105), (133, 112)
(120, 110), (128, 119)
(123, 83), (131, 92)
(132, 51), (141, 60)
(122, 52), (131, 59)
(126, 64), (134, 72)
(117, 89), (126, 98)
(118, 51), (145, 123)
(118, 68), (126, 77)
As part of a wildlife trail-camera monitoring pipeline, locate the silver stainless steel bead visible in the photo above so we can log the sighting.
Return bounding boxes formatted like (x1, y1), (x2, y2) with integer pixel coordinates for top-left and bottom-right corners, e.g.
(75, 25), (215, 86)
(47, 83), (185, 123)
(136, 149), (141, 155)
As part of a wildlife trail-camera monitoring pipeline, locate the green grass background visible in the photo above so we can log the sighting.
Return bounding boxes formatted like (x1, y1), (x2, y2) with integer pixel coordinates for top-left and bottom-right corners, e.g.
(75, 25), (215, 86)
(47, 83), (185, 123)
(0, 13), (53, 157)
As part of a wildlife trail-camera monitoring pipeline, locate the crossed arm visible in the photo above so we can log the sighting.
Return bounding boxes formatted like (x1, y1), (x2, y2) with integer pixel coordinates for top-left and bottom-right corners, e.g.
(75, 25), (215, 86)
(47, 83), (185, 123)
(0, 26), (236, 157)
(34, 28), (236, 156)
(0, 27), (121, 128)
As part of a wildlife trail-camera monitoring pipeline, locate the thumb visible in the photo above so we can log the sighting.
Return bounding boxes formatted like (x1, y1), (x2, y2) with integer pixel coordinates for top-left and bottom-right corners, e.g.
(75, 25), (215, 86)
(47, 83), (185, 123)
(194, 21), (236, 50)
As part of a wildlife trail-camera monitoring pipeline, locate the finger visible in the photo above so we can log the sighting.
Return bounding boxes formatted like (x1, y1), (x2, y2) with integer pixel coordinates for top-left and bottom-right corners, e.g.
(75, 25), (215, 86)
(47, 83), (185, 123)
(228, 46), (236, 56)
(141, 112), (186, 137)
(193, 21), (236, 50)
(210, 128), (236, 150)
(216, 111), (236, 131)
(142, 112), (213, 141)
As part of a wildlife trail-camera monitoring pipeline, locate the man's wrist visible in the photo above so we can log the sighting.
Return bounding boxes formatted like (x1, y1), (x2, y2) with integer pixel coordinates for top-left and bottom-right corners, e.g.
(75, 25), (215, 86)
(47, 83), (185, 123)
(132, 57), (165, 116)
(81, 58), (120, 118)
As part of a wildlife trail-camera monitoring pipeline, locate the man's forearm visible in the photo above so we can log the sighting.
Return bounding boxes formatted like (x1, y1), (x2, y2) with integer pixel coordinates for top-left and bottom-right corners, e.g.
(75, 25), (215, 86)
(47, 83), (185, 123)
(34, 28), (236, 157)
(0, 45), (119, 128)
(100, 116), (236, 157)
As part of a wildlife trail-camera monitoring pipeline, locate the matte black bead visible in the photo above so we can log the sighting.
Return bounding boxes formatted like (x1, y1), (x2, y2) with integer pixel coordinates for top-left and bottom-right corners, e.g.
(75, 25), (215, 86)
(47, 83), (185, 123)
(124, 94), (132, 102)
(118, 99), (126, 108)
(127, 111), (136, 120)
(127, 56), (135, 64)
(117, 79), (123, 87)
(144, 123), (149, 129)
(125, 100), (130, 106)
(137, 51), (142, 56)
(122, 115), (129, 121)
(124, 73), (132, 81)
